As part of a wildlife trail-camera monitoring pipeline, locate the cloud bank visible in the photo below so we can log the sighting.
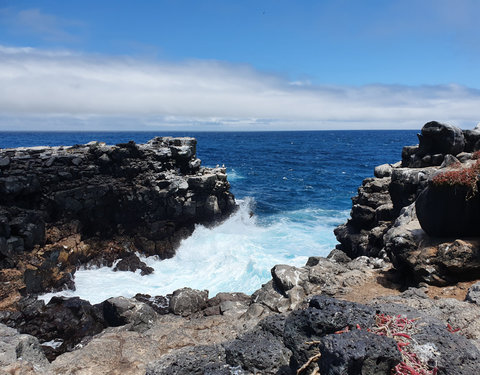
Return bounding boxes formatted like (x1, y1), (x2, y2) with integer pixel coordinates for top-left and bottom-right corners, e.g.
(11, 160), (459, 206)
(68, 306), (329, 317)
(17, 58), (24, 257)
(1, 46), (479, 131)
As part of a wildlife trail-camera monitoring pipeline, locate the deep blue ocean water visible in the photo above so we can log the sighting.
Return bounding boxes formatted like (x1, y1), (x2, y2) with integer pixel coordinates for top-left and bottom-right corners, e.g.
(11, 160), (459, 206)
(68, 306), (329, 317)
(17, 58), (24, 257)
(1, 131), (418, 302)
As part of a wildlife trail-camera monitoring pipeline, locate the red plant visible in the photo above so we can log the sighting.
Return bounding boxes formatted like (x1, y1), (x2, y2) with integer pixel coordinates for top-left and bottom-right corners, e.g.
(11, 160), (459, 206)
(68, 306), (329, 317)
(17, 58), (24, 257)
(432, 160), (480, 198)
(472, 150), (480, 160)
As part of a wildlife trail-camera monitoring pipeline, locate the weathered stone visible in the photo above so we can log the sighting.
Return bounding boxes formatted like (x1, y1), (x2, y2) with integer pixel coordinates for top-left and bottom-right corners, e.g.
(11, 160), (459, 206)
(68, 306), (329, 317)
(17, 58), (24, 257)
(325, 249), (351, 263)
(0, 324), (48, 369)
(169, 287), (208, 316)
(284, 296), (376, 368)
(418, 121), (465, 156)
(103, 296), (157, 332)
(271, 264), (309, 294)
(439, 154), (461, 168)
(224, 329), (291, 374)
(374, 163), (393, 178)
(318, 330), (401, 374)
(466, 282), (480, 304)
(113, 253), (154, 275)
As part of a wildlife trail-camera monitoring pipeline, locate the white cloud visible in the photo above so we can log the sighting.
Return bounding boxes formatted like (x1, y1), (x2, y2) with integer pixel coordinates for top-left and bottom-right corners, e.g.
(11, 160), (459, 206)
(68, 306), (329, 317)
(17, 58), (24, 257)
(0, 46), (479, 130)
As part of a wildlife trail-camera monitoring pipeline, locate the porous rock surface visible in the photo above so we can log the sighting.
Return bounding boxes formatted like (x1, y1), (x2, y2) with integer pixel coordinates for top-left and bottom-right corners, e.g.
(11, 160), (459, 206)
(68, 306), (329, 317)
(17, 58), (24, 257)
(0, 137), (236, 309)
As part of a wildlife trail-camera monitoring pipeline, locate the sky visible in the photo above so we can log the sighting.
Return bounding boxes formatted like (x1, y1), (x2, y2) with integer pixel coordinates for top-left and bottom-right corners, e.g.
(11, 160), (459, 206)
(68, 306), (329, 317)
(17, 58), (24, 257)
(1, 0), (480, 131)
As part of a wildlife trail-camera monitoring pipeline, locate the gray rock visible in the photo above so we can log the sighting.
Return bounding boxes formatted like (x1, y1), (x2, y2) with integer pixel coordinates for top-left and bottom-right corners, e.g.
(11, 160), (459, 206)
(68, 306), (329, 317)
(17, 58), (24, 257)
(318, 330), (401, 375)
(439, 154), (460, 168)
(169, 287), (208, 316)
(284, 295), (376, 368)
(418, 121), (465, 156)
(466, 282), (480, 304)
(374, 163), (393, 178)
(145, 344), (233, 375)
(0, 323), (48, 369)
(325, 249), (351, 263)
(224, 329), (291, 374)
(271, 264), (309, 294)
(0, 156), (10, 167)
(104, 296), (157, 332)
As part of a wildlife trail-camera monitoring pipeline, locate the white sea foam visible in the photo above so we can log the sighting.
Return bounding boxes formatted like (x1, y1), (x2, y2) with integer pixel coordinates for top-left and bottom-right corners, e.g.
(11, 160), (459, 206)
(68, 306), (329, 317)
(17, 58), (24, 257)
(226, 168), (244, 181)
(39, 198), (347, 304)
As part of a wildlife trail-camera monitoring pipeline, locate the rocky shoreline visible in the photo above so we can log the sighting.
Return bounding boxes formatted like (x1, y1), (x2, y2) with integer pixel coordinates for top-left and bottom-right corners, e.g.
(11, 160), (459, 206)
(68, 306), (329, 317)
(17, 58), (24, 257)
(2, 124), (480, 374)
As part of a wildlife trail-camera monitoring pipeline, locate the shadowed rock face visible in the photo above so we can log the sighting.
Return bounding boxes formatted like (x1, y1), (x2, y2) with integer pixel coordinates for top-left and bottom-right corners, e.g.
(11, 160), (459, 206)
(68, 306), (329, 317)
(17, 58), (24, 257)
(0, 137), (236, 304)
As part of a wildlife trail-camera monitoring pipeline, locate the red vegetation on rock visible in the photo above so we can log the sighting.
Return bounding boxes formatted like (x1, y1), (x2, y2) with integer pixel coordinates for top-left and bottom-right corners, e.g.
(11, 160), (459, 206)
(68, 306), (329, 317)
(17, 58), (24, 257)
(432, 160), (480, 198)
(472, 150), (480, 160)
(368, 314), (436, 375)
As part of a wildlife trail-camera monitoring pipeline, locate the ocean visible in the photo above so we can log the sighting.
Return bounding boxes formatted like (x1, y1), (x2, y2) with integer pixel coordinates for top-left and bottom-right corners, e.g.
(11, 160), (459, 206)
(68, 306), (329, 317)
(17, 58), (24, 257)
(0, 130), (417, 303)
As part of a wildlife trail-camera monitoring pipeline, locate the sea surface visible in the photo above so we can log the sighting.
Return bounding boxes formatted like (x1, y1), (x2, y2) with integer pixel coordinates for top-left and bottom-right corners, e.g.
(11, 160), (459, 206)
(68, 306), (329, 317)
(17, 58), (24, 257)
(0, 130), (417, 303)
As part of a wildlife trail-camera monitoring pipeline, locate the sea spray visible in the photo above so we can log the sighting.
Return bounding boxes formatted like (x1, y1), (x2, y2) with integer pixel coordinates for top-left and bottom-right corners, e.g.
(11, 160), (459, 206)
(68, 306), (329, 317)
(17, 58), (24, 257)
(39, 198), (347, 304)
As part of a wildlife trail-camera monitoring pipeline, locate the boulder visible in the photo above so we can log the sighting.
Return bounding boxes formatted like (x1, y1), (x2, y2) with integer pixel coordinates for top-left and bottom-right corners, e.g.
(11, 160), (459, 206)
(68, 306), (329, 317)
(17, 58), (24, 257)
(466, 282), (480, 304)
(169, 287), (208, 316)
(374, 163), (393, 178)
(418, 121), (465, 156)
(463, 129), (480, 152)
(284, 296), (376, 368)
(416, 183), (480, 237)
(113, 253), (154, 275)
(271, 264), (309, 295)
(224, 328), (291, 374)
(103, 297), (157, 332)
(0, 323), (48, 369)
(318, 330), (401, 374)
(1, 296), (107, 361)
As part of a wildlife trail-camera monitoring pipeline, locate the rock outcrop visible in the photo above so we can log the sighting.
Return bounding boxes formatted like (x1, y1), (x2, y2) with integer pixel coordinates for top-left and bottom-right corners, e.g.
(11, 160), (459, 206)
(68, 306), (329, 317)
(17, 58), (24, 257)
(0, 137), (236, 309)
(335, 121), (480, 285)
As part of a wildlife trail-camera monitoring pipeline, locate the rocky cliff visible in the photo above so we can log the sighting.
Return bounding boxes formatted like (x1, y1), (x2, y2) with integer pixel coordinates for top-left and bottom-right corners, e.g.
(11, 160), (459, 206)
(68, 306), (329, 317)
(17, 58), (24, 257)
(335, 121), (480, 285)
(0, 137), (236, 308)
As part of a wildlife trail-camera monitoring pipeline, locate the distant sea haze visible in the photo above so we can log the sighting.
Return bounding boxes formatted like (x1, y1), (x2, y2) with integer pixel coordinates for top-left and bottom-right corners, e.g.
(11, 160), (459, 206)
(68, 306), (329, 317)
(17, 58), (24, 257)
(1, 130), (418, 302)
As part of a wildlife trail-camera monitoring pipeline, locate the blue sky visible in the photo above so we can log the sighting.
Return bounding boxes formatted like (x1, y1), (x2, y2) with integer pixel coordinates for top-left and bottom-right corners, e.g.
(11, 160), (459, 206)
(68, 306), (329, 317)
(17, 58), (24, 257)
(1, 0), (480, 130)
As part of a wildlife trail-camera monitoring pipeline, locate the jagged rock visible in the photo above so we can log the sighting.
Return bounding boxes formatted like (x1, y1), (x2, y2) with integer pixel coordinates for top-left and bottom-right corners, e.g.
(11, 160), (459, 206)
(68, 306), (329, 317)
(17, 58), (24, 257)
(251, 280), (292, 313)
(389, 167), (436, 215)
(271, 265), (309, 295)
(374, 163), (393, 178)
(103, 297), (157, 332)
(418, 121), (465, 156)
(318, 330), (401, 374)
(0, 137), (236, 310)
(134, 294), (170, 315)
(1, 296), (106, 361)
(224, 327), (291, 374)
(145, 345), (233, 375)
(466, 282), (480, 305)
(325, 249), (351, 263)
(169, 287), (208, 316)
(206, 292), (251, 317)
(373, 297), (480, 374)
(113, 253), (154, 275)
(439, 154), (461, 168)
(464, 129), (480, 152)
(0, 323), (48, 369)
(284, 296), (376, 369)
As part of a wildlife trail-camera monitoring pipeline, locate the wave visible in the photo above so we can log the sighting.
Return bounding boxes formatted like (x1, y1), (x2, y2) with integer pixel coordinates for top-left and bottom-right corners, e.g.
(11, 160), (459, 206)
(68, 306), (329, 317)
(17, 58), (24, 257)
(39, 198), (347, 304)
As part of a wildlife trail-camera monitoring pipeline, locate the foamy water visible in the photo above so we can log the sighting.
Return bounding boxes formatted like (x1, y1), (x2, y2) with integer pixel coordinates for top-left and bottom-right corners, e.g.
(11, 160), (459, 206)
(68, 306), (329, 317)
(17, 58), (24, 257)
(39, 198), (348, 304)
